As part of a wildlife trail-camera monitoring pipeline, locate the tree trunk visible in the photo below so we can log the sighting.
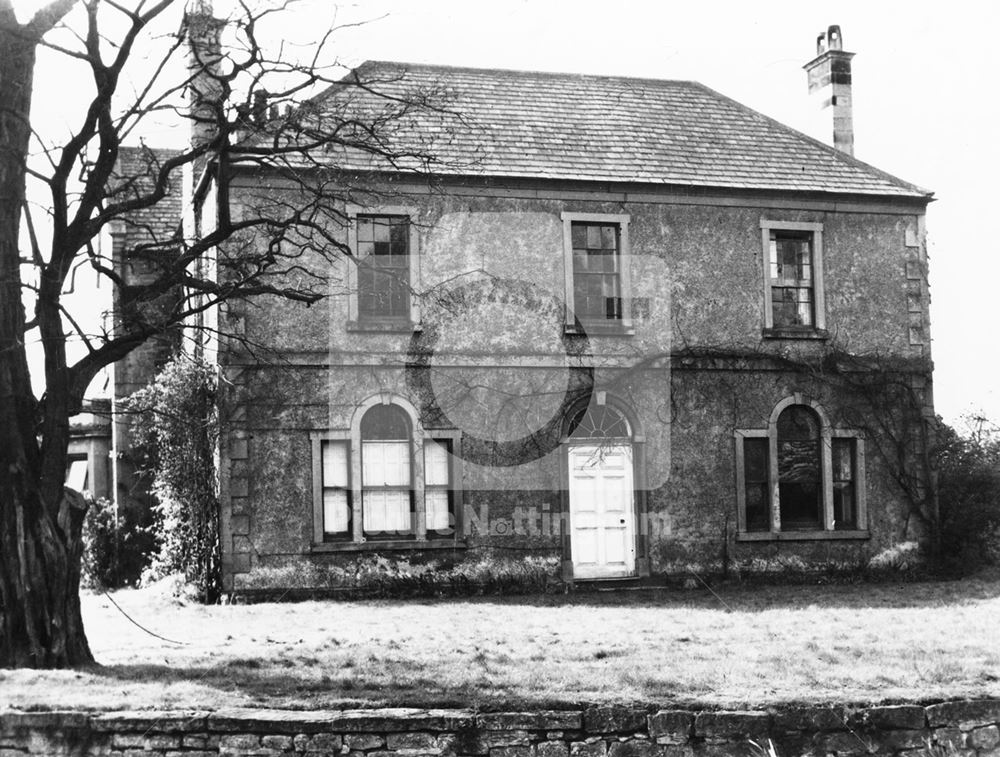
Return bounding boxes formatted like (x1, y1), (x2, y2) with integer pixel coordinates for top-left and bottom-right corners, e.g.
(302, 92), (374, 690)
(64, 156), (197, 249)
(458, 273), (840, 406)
(0, 11), (94, 668)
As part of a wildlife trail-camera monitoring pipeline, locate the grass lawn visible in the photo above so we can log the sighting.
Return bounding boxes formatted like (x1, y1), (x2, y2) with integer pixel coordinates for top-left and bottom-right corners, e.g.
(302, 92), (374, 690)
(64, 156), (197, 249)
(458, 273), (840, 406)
(2, 573), (999, 713)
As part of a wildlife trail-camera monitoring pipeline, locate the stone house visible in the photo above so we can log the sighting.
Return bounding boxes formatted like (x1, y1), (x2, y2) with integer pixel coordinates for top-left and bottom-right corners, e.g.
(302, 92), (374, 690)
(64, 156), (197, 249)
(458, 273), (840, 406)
(165, 23), (938, 592)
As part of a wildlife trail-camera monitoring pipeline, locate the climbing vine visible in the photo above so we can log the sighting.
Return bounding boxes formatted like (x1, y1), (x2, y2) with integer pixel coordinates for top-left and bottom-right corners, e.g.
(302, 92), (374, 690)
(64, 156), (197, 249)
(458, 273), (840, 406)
(130, 356), (221, 603)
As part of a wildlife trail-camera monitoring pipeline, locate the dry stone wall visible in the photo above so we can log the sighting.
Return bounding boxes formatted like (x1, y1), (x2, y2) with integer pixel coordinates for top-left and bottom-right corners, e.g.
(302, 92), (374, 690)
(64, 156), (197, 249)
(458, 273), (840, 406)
(2, 702), (999, 757)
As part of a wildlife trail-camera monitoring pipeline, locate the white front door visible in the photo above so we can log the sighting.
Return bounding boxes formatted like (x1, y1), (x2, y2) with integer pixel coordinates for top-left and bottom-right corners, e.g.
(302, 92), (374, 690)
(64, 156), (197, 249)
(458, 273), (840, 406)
(568, 444), (636, 579)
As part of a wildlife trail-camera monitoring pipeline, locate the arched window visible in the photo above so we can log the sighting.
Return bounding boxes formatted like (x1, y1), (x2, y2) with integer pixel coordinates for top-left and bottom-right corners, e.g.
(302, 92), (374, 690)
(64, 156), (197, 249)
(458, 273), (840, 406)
(736, 397), (866, 538)
(776, 405), (822, 530)
(361, 404), (413, 536)
(314, 396), (463, 545)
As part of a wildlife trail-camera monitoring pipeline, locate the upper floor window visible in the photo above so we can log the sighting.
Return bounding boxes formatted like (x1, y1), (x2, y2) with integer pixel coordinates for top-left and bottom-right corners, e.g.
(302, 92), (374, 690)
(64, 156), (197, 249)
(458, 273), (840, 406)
(357, 215), (410, 320)
(760, 220), (826, 336)
(561, 212), (632, 334)
(735, 396), (866, 540)
(346, 206), (420, 331)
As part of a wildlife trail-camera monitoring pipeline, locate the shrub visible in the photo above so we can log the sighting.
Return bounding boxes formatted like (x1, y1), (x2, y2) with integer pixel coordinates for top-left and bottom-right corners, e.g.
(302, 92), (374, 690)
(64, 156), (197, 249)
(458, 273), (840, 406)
(935, 417), (1000, 570)
(130, 356), (221, 603)
(238, 551), (561, 598)
(81, 497), (156, 589)
(867, 541), (925, 573)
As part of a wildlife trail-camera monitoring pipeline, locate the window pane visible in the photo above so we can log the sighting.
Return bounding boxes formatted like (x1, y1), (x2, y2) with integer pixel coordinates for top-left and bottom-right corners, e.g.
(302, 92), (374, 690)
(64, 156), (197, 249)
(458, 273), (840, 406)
(779, 481), (821, 529)
(66, 459), (89, 491)
(322, 441), (349, 488)
(424, 439), (451, 486)
(363, 489), (412, 534)
(600, 225), (617, 249)
(744, 438), (768, 482)
(362, 441), (411, 486)
(833, 484), (855, 529)
(586, 225), (602, 248)
(777, 405), (820, 440)
(426, 490), (451, 531)
(323, 489), (350, 534)
(361, 404), (410, 440)
(745, 484), (770, 531)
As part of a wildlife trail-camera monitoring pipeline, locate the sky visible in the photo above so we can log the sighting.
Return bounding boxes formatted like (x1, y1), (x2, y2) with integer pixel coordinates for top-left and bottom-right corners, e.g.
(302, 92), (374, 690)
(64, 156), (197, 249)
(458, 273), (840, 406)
(16, 0), (1000, 427)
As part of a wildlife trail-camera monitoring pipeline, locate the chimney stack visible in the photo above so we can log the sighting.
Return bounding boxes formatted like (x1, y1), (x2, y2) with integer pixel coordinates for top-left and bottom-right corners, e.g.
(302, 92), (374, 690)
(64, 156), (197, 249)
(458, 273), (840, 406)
(184, 0), (226, 151)
(803, 25), (855, 156)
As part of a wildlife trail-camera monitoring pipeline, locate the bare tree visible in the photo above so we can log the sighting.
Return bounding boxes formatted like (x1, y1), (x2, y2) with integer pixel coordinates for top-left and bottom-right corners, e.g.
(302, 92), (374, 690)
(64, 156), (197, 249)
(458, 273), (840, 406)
(0, 0), (457, 667)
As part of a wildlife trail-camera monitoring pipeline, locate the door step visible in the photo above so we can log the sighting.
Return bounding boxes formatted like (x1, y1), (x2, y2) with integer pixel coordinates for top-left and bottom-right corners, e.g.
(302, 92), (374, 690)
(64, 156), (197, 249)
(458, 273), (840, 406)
(571, 575), (650, 591)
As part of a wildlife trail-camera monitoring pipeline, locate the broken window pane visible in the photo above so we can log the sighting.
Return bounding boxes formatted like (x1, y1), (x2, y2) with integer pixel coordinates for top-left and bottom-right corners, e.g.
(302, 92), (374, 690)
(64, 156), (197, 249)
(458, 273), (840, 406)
(769, 230), (815, 328)
(777, 405), (821, 529)
(572, 222), (622, 322)
(357, 215), (410, 319)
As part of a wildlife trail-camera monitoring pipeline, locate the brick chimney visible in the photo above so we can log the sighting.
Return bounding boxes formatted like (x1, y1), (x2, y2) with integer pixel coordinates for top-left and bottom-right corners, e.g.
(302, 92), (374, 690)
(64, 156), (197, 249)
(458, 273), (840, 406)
(184, 0), (225, 151)
(803, 25), (855, 156)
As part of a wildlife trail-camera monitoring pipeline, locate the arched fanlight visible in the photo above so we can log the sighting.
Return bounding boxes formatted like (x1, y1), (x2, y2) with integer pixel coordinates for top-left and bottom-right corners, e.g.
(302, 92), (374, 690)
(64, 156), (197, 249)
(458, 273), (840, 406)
(568, 404), (631, 439)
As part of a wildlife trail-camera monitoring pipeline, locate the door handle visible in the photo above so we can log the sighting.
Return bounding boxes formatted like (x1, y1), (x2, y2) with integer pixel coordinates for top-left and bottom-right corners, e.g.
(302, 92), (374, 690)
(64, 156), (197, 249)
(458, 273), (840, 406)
(620, 518), (626, 524)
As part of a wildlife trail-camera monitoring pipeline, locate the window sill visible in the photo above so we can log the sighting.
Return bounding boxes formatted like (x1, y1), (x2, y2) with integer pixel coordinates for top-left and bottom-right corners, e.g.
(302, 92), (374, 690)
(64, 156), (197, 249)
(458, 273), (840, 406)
(565, 323), (635, 337)
(311, 539), (466, 553)
(737, 529), (870, 542)
(347, 320), (422, 334)
(762, 327), (829, 341)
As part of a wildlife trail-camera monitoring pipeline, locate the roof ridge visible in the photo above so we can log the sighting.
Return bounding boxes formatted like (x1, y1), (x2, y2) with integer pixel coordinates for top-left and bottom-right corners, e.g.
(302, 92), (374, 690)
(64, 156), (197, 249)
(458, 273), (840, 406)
(353, 59), (702, 88)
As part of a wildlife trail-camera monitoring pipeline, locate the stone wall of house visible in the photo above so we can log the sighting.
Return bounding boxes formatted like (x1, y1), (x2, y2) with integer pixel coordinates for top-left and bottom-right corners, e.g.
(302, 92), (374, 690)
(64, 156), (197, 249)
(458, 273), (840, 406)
(3, 701), (999, 757)
(216, 177), (932, 591)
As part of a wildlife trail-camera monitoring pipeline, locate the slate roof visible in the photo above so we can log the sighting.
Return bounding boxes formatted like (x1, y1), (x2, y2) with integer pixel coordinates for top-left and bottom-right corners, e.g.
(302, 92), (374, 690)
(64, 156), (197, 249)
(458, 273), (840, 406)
(109, 146), (185, 244)
(307, 61), (930, 200)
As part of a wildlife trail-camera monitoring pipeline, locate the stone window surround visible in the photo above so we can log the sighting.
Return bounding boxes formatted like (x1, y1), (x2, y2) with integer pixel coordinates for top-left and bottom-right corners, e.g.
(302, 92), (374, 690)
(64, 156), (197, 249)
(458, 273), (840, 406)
(345, 204), (421, 333)
(733, 394), (868, 541)
(561, 211), (634, 336)
(310, 393), (464, 552)
(760, 219), (828, 339)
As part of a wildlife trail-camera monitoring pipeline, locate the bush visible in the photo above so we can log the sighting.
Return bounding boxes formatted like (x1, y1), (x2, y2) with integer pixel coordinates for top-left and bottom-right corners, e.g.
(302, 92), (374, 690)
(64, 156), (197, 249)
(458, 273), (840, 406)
(936, 417), (1000, 570)
(129, 356), (221, 603)
(82, 497), (156, 589)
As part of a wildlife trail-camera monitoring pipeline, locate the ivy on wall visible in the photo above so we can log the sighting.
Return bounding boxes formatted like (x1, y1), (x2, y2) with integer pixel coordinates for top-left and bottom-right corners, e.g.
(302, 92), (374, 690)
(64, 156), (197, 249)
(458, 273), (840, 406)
(130, 357), (221, 603)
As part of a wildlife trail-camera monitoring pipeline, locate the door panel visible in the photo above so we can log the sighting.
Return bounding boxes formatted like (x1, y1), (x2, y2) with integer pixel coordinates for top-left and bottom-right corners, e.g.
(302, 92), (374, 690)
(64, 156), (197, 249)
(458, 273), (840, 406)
(569, 444), (636, 578)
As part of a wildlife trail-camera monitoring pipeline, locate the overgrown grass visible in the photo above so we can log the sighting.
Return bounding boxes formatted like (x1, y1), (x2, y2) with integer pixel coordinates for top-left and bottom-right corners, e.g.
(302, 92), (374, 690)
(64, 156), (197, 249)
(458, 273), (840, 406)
(2, 571), (999, 712)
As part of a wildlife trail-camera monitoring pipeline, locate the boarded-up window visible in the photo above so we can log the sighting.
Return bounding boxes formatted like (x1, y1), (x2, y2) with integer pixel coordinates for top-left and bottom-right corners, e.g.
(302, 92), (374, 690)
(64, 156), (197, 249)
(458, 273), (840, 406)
(357, 215), (410, 319)
(571, 222), (622, 321)
(321, 441), (351, 537)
